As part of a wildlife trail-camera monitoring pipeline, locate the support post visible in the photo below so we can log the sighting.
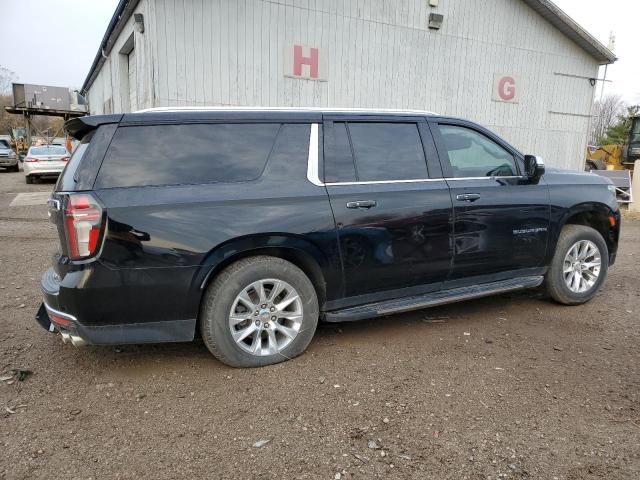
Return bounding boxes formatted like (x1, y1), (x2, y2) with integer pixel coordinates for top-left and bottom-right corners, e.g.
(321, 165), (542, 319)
(630, 161), (640, 213)
(25, 113), (32, 150)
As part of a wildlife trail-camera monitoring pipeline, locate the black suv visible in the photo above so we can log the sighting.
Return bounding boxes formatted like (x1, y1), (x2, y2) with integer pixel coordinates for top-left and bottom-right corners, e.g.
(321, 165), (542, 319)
(37, 108), (620, 367)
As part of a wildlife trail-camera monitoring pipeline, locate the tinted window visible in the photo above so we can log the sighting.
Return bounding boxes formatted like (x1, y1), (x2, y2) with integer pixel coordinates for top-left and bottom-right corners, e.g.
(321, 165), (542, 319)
(0, 140), (10, 149)
(324, 123), (357, 183)
(439, 125), (517, 178)
(348, 123), (428, 181)
(95, 123), (280, 188)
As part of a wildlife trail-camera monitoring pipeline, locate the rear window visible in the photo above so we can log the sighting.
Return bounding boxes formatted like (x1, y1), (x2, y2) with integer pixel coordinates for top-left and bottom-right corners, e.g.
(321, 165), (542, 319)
(0, 140), (10, 149)
(31, 146), (68, 155)
(55, 132), (93, 191)
(348, 123), (428, 181)
(95, 123), (280, 188)
(323, 122), (428, 183)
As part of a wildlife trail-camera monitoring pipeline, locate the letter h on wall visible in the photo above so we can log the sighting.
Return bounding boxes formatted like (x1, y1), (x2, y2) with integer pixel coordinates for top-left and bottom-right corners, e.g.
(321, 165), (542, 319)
(293, 45), (319, 79)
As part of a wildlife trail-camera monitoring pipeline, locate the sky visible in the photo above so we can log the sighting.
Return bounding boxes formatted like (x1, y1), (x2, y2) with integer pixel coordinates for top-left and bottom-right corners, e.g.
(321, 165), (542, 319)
(0, 0), (637, 104)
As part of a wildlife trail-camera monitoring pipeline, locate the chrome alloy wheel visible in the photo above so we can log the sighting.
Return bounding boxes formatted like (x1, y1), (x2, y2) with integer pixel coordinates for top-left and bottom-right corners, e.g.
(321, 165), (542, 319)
(228, 279), (303, 356)
(563, 240), (601, 293)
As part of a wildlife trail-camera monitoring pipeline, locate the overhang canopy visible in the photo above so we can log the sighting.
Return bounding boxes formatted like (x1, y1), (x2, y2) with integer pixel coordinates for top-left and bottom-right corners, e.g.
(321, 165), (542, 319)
(522, 0), (616, 64)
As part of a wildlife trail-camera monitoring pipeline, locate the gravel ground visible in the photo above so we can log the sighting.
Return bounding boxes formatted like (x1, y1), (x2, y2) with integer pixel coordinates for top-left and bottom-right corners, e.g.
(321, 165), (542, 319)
(0, 169), (639, 480)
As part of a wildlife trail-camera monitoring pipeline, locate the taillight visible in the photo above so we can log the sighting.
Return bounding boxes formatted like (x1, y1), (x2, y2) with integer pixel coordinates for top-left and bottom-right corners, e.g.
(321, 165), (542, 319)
(24, 156), (38, 162)
(48, 311), (71, 327)
(61, 156), (70, 162)
(64, 194), (104, 260)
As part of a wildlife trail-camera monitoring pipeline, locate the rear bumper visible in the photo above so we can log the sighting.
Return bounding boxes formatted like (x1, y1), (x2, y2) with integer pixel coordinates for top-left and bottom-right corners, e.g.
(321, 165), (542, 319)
(23, 163), (64, 176)
(39, 267), (196, 345)
(25, 170), (62, 177)
(0, 157), (18, 167)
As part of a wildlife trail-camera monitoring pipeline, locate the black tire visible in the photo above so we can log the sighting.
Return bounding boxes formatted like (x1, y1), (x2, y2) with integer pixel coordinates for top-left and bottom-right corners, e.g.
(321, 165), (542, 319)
(200, 256), (319, 367)
(545, 225), (609, 305)
(11, 163), (19, 172)
(585, 159), (606, 171)
(25, 175), (33, 184)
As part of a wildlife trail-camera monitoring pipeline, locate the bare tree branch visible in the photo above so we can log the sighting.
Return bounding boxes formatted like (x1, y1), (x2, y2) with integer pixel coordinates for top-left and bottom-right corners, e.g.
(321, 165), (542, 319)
(0, 65), (16, 96)
(590, 94), (625, 145)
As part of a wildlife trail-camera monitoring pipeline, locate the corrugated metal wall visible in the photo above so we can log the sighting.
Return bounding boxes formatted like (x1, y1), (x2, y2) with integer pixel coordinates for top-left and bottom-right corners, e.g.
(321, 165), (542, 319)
(88, 0), (600, 170)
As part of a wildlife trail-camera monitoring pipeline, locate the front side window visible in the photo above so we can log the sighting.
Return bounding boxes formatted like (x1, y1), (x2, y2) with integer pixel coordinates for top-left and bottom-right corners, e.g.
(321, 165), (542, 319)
(438, 125), (517, 178)
(323, 122), (428, 183)
(631, 119), (640, 143)
(95, 123), (280, 188)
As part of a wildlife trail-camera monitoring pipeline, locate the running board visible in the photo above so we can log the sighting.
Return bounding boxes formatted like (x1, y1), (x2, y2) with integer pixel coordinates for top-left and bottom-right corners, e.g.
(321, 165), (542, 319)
(323, 276), (544, 323)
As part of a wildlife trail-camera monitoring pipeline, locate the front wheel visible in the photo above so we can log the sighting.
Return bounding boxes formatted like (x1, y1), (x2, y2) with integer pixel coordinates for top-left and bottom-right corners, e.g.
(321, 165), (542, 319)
(545, 225), (609, 305)
(200, 256), (319, 367)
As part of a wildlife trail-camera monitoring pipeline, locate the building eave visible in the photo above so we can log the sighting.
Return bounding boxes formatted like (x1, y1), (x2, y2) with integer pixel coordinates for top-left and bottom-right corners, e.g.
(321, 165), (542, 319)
(522, 0), (617, 64)
(82, 0), (616, 97)
(80, 0), (140, 95)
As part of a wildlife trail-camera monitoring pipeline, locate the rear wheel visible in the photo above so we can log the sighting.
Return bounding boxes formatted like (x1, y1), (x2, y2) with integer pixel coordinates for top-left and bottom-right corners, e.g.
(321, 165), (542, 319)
(545, 225), (609, 305)
(25, 175), (33, 184)
(200, 256), (319, 367)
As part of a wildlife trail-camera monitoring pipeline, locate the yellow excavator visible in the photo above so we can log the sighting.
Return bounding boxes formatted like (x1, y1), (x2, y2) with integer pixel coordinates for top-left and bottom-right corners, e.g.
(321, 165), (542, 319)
(586, 114), (640, 171)
(586, 144), (625, 171)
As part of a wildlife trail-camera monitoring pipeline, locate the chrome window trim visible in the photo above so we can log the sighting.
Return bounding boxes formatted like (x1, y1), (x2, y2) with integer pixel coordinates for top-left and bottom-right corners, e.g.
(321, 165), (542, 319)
(325, 178), (445, 186)
(305, 122), (526, 187)
(444, 176), (526, 181)
(306, 123), (323, 186)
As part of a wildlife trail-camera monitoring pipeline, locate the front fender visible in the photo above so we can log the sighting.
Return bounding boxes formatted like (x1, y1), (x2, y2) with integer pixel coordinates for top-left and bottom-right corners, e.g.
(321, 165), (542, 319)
(548, 201), (620, 264)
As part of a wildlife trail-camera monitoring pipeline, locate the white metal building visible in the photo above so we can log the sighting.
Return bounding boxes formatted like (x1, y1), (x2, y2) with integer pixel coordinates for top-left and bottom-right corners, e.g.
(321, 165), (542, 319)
(82, 0), (615, 171)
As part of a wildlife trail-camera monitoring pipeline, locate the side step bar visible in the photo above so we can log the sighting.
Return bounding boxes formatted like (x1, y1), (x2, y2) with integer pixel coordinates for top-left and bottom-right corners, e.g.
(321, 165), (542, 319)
(323, 276), (544, 323)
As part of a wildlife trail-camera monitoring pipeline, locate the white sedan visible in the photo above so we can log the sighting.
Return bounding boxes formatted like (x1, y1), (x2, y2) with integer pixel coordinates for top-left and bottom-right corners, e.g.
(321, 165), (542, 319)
(23, 145), (70, 184)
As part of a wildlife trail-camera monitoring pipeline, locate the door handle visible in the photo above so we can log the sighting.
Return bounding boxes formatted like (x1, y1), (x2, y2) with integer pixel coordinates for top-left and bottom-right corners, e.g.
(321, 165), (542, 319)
(456, 193), (481, 202)
(346, 200), (377, 209)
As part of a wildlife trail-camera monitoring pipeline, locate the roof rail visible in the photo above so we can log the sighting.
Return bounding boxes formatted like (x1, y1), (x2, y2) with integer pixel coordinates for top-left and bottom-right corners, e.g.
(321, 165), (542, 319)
(134, 106), (439, 115)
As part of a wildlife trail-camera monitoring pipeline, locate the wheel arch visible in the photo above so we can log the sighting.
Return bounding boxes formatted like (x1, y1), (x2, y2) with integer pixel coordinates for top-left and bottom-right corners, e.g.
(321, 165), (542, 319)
(556, 202), (619, 258)
(194, 235), (334, 311)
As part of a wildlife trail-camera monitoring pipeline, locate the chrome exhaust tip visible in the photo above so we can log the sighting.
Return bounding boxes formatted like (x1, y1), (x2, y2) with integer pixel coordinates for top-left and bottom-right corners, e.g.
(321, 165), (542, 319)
(61, 332), (71, 344)
(70, 335), (86, 347)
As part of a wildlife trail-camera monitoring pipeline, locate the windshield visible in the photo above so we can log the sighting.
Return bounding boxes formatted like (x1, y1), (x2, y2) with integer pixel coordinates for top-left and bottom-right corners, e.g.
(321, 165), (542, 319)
(631, 119), (640, 144)
(30, 146), (68, 156)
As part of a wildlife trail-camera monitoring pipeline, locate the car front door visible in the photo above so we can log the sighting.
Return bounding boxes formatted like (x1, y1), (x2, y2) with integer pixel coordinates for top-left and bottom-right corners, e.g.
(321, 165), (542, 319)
(323, 117), (452, 304)
(430, 120), (550, 282)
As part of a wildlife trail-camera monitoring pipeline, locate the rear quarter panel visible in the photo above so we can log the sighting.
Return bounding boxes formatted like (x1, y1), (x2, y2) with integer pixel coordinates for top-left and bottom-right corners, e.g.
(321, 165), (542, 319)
(90, 123), (339, 325)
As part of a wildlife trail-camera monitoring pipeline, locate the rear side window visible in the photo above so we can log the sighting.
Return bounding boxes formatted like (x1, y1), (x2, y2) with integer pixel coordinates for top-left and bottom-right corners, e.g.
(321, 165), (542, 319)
(323, 122), (428, 183)
(324, 123), (357, 183)
(95, 123), (280, 188)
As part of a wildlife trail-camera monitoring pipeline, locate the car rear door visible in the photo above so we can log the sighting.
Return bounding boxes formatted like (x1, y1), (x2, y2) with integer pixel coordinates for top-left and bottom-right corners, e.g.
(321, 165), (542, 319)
(323, 115), (452, 303)
(430, 119), (550, 281)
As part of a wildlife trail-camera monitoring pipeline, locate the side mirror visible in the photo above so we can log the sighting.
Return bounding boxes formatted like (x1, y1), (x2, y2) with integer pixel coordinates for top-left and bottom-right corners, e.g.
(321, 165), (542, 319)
(524, 155), (545, 183)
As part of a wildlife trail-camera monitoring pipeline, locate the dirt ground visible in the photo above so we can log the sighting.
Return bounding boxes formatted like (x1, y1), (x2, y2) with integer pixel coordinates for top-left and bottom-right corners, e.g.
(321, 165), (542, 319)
(0, 169), (639, 480)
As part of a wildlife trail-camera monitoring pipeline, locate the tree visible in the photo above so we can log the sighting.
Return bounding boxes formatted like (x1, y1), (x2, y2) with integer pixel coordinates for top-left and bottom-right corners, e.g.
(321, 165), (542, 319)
(590, 94), (625, 145)
(599, 105), (640, 145)
(0, 95), (22, 136)
(0, 65), (16, 95)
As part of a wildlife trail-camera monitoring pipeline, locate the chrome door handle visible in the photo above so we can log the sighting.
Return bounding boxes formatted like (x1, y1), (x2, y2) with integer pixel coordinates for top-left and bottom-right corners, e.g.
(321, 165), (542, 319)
(346, 200), (377, 209)
(456, 193), (481, 202)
